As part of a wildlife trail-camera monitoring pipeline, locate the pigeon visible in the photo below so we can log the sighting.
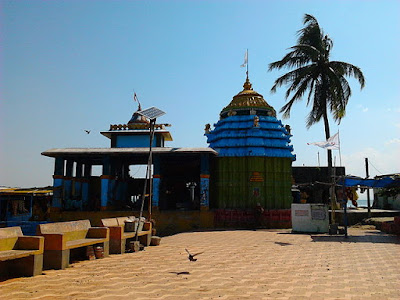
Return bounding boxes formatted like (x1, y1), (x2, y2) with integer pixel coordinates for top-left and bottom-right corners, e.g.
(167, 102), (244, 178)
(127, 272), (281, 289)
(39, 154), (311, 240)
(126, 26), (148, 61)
(84, 130), (91, 134)
(274, 242), (292, 246)
(185, 248), (203, 262)
(169, 271), (190, 275)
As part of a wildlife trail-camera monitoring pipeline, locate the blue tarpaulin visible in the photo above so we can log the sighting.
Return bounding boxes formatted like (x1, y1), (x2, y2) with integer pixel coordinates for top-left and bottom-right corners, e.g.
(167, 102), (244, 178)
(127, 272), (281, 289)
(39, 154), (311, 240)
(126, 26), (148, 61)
(338, 176), (395, 188)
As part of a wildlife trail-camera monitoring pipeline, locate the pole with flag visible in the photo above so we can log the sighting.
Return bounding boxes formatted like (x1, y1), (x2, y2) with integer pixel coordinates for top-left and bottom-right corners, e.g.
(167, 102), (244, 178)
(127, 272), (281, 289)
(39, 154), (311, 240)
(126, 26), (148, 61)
(240, 49), (248, 78)
(307, 131), (342, 166)
(133, 91), (142, 110)
(308, 131), (342, 225)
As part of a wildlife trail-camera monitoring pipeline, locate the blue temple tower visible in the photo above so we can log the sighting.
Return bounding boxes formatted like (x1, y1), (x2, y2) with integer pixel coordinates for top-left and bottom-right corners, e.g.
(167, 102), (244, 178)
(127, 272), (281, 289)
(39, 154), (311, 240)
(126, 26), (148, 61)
(206, 76), (296, 209)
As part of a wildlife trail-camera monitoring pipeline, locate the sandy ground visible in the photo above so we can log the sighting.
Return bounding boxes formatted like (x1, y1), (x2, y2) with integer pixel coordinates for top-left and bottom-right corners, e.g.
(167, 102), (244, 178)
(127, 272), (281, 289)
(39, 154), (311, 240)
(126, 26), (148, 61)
(1, 227), (399, 299)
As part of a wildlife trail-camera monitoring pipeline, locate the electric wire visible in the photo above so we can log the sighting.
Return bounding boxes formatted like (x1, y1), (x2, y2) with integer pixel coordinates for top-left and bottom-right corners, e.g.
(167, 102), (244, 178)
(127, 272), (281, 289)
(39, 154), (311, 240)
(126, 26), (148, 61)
(368, 160), (383, 175)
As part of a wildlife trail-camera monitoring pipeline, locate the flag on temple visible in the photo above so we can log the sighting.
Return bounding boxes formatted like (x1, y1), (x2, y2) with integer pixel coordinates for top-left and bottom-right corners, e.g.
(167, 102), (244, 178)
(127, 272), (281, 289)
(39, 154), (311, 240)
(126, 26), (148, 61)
(240, 50), (248, 68)
(307, 132), (340, 150)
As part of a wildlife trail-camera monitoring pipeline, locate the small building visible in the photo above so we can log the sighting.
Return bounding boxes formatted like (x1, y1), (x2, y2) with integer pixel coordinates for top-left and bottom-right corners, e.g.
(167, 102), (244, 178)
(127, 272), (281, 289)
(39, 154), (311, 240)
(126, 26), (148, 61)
(292, 166), (346, 204)
(42, 105), (217, 217)
(373, 174), (400, 209)
(0, 187), (52, 234)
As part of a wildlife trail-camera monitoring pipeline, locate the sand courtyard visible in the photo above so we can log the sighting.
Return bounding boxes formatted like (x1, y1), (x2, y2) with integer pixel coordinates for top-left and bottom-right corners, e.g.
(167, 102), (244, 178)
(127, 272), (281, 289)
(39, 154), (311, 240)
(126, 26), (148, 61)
(1, 227), (399, 299)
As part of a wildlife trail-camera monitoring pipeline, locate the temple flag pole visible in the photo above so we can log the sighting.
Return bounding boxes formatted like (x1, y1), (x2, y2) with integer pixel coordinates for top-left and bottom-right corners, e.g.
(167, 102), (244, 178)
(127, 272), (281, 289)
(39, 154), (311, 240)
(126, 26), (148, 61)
(133, 91), (142, 110)
(246, 49), (249, 78)
(240, 49), (248, 78)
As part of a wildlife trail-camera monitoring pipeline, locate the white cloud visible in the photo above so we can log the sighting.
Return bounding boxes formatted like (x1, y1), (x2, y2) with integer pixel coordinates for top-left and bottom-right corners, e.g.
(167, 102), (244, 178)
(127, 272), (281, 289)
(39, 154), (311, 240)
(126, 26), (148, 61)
(342, 145), (400, 178)
(386, 107), (400, 113)
(357, 104), (369, 113)
(385, 138), (400, 145)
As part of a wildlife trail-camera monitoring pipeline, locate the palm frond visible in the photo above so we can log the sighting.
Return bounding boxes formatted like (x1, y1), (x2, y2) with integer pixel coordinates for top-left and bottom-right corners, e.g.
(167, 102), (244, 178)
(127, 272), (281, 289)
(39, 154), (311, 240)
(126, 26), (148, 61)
(270, 64), (316, 94)
(289, 45), (321, 62)
(330, 61), (365, 88)
(286, 75), (315, 107)
(297, 14), (324, 51)
(279, 99), (296, 119)
(285, 65), (318, 97)
(306, 79), (316, 106)
(306, 84), (326, 128)
(268, 46), (318, 71)
(322, 35), (333, 59)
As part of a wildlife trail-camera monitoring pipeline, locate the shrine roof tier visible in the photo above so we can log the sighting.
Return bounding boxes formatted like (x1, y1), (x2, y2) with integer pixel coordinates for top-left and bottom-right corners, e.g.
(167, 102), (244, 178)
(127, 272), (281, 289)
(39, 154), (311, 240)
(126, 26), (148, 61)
(220, 77), (276, 119)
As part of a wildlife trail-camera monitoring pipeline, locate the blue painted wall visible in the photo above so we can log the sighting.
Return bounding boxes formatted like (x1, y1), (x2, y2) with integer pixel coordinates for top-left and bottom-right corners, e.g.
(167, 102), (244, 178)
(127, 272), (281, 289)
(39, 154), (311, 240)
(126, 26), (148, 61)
(115, 135), (157, 148)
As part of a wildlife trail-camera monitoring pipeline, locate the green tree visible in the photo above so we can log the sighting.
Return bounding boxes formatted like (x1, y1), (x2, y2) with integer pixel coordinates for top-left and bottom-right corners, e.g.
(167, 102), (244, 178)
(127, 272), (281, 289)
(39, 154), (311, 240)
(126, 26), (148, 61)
(269, 13), (365, 178)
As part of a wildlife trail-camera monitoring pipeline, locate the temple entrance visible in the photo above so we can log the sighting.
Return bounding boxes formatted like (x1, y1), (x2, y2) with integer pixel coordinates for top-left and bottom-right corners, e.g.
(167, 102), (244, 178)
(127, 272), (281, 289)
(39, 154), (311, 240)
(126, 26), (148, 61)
(159, 156), (200, 210)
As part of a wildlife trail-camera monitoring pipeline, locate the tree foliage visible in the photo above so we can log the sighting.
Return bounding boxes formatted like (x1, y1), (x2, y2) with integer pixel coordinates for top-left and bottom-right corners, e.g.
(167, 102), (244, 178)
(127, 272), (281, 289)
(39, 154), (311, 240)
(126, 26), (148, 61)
(269, 14), (365, 130)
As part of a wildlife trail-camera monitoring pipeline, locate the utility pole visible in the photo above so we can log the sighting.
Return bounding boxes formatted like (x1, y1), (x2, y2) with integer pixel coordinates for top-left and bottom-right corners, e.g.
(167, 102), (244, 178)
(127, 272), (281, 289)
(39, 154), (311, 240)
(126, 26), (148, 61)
(365, 158), (371, 217)
(135, 106), (165, 242)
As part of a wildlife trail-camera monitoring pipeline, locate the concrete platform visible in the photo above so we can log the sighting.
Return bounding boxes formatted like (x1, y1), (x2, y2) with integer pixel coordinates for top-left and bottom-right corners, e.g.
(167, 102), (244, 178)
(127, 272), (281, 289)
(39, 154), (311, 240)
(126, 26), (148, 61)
(0, 227), (399, 299)
(331, 208), (400, 226)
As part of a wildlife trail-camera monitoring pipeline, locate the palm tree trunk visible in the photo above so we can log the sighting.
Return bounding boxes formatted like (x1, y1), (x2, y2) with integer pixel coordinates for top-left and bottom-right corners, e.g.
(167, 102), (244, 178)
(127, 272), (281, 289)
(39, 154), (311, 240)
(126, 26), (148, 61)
(322, 109), (336, 224)
(323, 115), (332, 173)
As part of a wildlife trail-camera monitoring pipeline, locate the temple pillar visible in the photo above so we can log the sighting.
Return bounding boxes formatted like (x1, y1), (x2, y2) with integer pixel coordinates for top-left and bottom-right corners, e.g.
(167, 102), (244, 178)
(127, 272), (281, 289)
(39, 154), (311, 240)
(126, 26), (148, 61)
(152, 156), (161, 209)
(100, 157), (111, 210)
(64, 160), (74, 209)
(152, 176), (161, 208)
(122, 164), (130, 206)
(82, 163), (91, 210)
(52, 157), (64, 211)
(200, 154), (210, 210)
(75, 162), (83, 209)
(106, 159), (115, 208)
(114, 161), (127, 206)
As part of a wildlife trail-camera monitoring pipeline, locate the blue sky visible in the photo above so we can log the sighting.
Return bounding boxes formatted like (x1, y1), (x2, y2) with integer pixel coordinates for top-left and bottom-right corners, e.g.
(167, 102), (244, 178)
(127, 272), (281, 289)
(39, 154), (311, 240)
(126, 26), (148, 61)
(1, 0), (399, 189)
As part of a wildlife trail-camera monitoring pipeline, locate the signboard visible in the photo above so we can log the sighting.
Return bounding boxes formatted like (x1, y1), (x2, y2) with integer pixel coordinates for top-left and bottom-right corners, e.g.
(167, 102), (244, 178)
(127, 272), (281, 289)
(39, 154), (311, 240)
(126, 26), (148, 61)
(250, 171), (264, 182)
(311, 206), (327, 220)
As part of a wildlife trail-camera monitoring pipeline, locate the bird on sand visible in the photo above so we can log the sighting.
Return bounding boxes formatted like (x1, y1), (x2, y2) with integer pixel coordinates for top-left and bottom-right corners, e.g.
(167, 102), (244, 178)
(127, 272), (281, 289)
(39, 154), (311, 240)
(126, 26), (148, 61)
(185, 248), (203, 261)
(274, 242), (292, 246)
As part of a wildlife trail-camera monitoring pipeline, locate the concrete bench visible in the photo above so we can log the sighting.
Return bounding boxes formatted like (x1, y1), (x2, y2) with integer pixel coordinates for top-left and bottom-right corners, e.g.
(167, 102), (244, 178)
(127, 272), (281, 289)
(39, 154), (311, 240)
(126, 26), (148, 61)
(0, 226), (44, 277)
(37, 220), (109, 270)
(101, 216), (152, 254)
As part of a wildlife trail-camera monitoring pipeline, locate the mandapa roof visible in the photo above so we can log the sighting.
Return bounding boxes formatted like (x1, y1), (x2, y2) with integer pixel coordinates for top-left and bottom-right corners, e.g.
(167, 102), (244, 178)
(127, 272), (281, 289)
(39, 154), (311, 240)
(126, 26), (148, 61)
(42, 147), (217, 157)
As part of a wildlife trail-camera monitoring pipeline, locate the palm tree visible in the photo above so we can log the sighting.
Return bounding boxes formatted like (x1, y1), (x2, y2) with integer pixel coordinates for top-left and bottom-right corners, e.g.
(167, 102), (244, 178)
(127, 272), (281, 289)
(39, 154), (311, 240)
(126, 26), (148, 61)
(269, 13), (365, 179)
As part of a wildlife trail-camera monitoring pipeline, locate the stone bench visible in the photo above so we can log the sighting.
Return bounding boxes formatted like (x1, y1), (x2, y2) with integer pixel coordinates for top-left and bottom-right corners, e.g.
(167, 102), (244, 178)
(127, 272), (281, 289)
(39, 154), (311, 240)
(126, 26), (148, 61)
(37, 220), (109, 270)
(101, 216), (152, 254)
(0, 226), (44, 277)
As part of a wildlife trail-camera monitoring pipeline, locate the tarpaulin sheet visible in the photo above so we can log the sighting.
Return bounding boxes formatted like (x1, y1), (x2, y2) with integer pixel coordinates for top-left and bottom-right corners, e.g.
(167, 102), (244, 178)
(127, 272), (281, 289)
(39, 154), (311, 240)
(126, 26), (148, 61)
(339, 177), (395, 188)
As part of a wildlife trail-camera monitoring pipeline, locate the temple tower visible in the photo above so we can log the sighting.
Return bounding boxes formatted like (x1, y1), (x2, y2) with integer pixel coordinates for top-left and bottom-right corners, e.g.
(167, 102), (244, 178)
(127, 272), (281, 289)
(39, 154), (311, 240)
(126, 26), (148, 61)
(206, 76), (296, 209)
